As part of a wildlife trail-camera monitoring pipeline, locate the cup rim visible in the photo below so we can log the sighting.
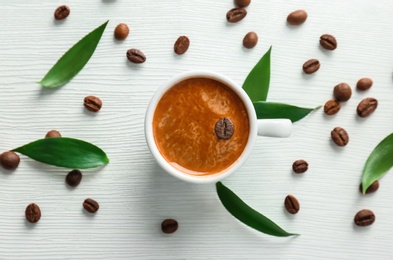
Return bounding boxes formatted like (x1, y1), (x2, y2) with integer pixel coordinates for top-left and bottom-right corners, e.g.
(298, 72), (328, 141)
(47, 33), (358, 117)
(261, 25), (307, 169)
(145, 70), (257, 184)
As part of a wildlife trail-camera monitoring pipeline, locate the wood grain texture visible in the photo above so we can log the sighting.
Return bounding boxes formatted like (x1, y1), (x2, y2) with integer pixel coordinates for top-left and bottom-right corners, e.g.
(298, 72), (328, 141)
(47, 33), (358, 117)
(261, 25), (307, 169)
(1, 0), (393, 259)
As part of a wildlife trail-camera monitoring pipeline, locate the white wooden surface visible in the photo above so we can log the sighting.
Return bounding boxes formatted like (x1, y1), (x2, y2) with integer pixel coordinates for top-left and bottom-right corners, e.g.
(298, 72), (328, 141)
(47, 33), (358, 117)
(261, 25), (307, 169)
(1, 0), (393, 259)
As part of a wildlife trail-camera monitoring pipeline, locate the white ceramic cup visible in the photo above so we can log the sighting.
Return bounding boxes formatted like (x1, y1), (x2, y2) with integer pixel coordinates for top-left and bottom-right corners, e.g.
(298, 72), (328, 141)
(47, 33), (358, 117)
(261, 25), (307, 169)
(145, 71), (292, 184)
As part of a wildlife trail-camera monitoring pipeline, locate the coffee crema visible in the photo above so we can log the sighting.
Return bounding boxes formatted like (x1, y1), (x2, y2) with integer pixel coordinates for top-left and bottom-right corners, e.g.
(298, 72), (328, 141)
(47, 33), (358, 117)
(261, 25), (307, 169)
(152, 77), (250, 176)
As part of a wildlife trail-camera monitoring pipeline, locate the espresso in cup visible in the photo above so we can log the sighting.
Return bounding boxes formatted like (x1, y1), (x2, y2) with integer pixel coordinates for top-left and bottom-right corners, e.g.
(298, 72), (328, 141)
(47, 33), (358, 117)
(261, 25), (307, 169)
(152, 77), (250, 176)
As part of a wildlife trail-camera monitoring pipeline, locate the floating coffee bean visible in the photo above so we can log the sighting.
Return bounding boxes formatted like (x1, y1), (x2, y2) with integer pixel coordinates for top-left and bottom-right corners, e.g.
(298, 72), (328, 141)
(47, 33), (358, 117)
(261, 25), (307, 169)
(114, 23), (129, 40)
(215, 118), (234, 140)
(127, 48), (146, 64)
(161, 219), (178, 234)
(45, 130), (61, 138)
(357, 78), (373, 91)
(359, 181), (379, 194)
(333, 83), (352, 102)
(226, 8), (247, 23)
(66, 169), (82, 187)
(84, 96), (102, 112)
(292, 159), (308, 174)
(324, 99), (341, 115)
(83, 198), (99, 213)
(243, 32), (258, 49)
(284, 195), (300, 214)
(320, 34), (337, 50)
(25, 203), (41, 223)
(0, 151), (20, 170)
(357, 97), (378, 117)
(54, 5), (70, 20)
(303, 59), (320, 74)
(354, 209), (375, 226)
(174, 36), (190, 55)
(331, 127), (349, 146)
(286, 10), (308, 25)
(234, 0), (251, 7)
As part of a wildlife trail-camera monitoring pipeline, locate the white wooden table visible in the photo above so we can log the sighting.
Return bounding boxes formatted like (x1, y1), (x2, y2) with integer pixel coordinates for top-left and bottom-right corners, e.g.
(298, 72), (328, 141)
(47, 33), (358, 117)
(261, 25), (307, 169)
(1, 1), (393, 259)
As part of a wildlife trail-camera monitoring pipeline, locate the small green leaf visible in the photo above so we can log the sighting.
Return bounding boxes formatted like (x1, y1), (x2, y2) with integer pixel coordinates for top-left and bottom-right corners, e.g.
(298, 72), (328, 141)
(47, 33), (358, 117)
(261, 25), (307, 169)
(242, 46), (272, 102)
(13, 137), (109, 169)
(253, 101), (320, 122)
(37, 20), (109, 88)
(361, 133), (393, 194)
(216, 182), (298, 237)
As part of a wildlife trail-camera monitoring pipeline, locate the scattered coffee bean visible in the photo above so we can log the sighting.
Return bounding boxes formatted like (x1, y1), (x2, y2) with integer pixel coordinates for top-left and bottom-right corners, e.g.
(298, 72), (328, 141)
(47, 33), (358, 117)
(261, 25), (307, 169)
(84, 96), (102, 112)
(127, 48), (146, 64)
(161, 219), (178, 234)
(114, 23), (129, 40)
(333, 83), (352, 102)
(286, 10), (308, 25)
(331, 127), (349, 146)
(54, 5), (70, 20)
(45, 130), (61, 138)
(215, 118), (235, 140)
(66, 169), (82, 187)
(25, 203), (41, 223)
(357, 78), (373, 91)
(83, 198), (99, 213)
(234, 0), (251, 7)
(243, 32), (258, 49)
(303, 59), (320, 74)
(284, 195), (300, 214)
(359, 181), (379, 194)
(319, 34), (337, 50)
(354, 209), (375, 226)
(357, 97), (378, 117)
(0, 151), (20, 170)
(174, 36), (190, 55)
(292, 159), (308, 174)
(324, 99), (341, 115)
(226, 8), (247, 23)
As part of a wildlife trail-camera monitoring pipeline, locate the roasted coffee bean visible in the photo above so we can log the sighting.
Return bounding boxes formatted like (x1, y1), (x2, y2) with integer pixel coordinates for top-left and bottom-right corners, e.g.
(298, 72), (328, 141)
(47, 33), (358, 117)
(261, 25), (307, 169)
(320, 34), (337, 50)
(284, 195), (300, 214)
(292, 159), (308, 174)
(161, 219), (178, 234)
(25, 203), (41, 223)
(354, 209), (375, 226)
(286, 10), (308, 25)
(0, 151), (20, 170)
(359, 181), (379, 194)
(84, 96), (102, 112)
(303, 59), (320, 74)
(333, 83), (352, 102)
(324, 99), (341, 115)
(331, 127), (349, 146)
(174, 36), (190, 55)
(66, 169), (82, 187)
(127, 48), (146, 63)
(357, 97), (378, 117)
(357, 78), (373, 91)
(215, 118), (235, 140)
(45, 130), (61, 138)
(54, 5), (70, 20)
(226, 8), (247, 23)
(234, 0), (251, 7)
(114, 23), (129, 40)
(83, 198), (99, 213)
(243, 32), (258, 49)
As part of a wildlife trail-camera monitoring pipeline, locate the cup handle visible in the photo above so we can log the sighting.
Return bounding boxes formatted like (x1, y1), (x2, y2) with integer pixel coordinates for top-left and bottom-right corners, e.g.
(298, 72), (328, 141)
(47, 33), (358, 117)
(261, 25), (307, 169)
(257, 119), (292, 137)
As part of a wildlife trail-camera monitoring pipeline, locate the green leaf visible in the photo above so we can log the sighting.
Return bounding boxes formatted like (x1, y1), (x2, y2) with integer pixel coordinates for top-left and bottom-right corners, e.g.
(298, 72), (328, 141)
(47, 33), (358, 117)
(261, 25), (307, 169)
(37, 20), (109, 88)
(216, 182), (298, 237)
(242, 46), (272, 102)
(13, 137), (109, 169)
(253, 101), (320, 122)
(361, 133), (393, 194)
